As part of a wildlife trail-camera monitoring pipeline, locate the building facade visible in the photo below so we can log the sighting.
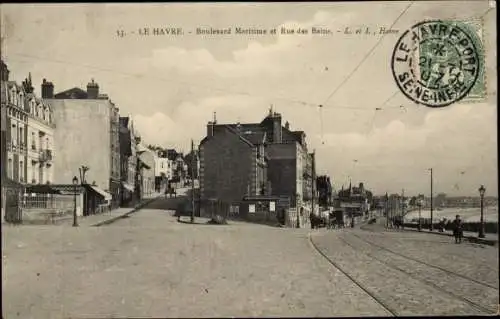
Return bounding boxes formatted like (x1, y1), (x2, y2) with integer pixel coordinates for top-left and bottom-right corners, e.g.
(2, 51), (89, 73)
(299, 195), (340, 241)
(199, 109), (315, 213)
(1, 73), (28, 184)
(119, 116), (139, 206)
(199, 123), (267, 203)
(154, 150), (171, 192)
(184, 149), (200, 180)
(23, 75), (56, 185)
(43, 79), (121, 207)
(137, 144), (156, 198)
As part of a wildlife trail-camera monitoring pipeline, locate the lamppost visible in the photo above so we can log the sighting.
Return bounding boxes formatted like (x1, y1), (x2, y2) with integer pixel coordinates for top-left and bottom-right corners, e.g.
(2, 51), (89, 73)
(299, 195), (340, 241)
(417, 194), (423, 231)
(428, 168), (434, 231)
(72, 176), (79, 227)
(478, 185), (486, 238)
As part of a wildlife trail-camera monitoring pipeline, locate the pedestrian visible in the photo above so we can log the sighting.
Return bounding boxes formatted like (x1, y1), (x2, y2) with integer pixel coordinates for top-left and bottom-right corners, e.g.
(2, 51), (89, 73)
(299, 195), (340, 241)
(452, 214), (463, 244)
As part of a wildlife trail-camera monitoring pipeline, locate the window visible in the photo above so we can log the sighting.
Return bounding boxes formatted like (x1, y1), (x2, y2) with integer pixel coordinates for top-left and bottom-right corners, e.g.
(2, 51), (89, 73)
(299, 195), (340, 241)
(19, 161), (24, 181)
(8, 159), (13, 178)
(32, 161), (36, 182)
(19, 127), (23, 146)
(161, 163), (164, 169)
(11, 124), (17, 146)
(31, 132), (36, 150)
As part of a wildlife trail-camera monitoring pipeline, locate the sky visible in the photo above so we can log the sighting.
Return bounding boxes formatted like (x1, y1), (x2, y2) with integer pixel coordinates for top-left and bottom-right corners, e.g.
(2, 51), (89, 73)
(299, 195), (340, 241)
(1, 1), (497, 196)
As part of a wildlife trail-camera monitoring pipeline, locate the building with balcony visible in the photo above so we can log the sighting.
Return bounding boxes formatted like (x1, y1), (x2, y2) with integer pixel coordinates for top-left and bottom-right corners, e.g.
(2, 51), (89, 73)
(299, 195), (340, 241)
(22, 74), (56, 185)
(43, 78), (121, 208)
(1, 63), (28, 185)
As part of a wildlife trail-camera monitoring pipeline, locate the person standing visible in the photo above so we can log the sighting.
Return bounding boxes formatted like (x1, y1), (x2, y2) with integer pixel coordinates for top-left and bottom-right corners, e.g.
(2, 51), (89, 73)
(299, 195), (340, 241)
(452, 215), (463, 244)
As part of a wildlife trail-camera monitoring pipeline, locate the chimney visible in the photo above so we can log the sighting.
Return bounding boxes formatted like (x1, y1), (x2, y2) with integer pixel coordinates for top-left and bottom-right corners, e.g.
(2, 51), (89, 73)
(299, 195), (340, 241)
(1, 60), (9, 81)
(41, 79), (54, 99)
(207, 112), (217, 137)
(87, 78), (99, 99)
(272, 112), (282, 143)
(285, 121), (290, 130)
(207, 122), (215, 137)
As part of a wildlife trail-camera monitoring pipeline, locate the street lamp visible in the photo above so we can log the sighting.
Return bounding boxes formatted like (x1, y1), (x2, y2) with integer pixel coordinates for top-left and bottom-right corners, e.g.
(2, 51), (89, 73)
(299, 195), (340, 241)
(417, 194), (423, 231)
(428, 168), (433, 231)
(72, 176), (79, 227)
(478, 185), (486, 238)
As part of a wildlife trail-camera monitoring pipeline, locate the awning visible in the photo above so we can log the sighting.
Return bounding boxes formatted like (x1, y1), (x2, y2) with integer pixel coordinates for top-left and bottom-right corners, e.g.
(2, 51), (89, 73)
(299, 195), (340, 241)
(25, 184), (62, 194)
(122, 182), (134, 192)
(90, 185), (112, 201)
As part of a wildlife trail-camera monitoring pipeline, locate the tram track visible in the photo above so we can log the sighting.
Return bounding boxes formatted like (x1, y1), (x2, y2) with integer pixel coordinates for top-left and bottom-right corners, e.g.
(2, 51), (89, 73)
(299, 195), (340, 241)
(307, 232), (398, 317)
(350, 232), (498, 291)
(338, 233), (496, 314)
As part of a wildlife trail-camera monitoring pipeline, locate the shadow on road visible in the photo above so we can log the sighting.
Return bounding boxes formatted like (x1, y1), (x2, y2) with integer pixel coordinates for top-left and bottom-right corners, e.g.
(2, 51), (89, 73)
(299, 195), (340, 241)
(143, 195), (188, 211)
(176, 219), (229, 226)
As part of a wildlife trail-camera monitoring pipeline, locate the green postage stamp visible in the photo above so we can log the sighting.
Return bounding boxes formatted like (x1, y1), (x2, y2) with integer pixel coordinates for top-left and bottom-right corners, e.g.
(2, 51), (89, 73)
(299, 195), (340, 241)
(391, 19), (486, 108)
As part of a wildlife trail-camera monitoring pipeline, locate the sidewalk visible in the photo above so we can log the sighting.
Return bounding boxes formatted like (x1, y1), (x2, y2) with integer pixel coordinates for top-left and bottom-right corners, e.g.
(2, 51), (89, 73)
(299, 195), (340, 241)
(59, 195), (160, 227)
(398, 226), (498, 246)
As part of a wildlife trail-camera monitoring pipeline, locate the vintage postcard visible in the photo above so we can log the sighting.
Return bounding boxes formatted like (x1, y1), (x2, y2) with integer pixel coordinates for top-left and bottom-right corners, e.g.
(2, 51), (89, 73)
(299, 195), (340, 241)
(1, 1), (497, 318)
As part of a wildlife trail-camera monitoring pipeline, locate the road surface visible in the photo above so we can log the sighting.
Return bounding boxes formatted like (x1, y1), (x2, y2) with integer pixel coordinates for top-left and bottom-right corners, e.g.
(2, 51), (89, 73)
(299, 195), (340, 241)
(2, 198), (498, 318)
(310, 220), (499, 316)
(2, 197), (389, 318)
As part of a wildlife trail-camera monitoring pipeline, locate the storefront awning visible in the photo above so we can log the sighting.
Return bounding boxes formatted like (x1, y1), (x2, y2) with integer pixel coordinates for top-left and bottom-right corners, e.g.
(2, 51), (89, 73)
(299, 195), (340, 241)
(122, 182), (134, 192)
(90, 185), (112, 201)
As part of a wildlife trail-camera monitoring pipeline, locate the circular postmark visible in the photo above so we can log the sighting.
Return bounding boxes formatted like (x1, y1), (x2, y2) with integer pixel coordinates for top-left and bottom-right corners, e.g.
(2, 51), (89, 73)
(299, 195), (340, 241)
(391, 20), (481, 108)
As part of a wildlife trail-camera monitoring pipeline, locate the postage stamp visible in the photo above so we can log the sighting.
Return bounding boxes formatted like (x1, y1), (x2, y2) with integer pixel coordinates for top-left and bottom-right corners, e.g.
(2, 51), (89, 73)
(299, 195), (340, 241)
(391, 19), (485, 108)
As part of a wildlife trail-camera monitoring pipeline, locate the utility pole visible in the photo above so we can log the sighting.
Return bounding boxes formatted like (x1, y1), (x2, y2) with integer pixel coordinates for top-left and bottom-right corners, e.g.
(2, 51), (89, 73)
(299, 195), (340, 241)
(311, 151), (315, 223)
(191, 139), (195, 224)
(401, 188), (405, 219)
(429, 168), (433, 231)
(401, 188), (405, 229)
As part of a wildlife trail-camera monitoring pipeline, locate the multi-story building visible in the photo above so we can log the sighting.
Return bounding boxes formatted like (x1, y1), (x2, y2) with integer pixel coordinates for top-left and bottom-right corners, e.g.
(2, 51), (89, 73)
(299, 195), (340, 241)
(337, 182), (371, 218)
(137, 144), (156, 198)
(199, 122), (268, 203)
(119, 116), (140, 206)
(184, 149), (200, 180)
(166, 149), (188, 184)
(316, 175), (333, 207)
(255, 110), (315, 211)
(199, 109), (315, 213)
(1, 62), (28, 185)
(43, 78), (121, 207)
(154, 150), (171, 191)
(23, 74), (56, 185)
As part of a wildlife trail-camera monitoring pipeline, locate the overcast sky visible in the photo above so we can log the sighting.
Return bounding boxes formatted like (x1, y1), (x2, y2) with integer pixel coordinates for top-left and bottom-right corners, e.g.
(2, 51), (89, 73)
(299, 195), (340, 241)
(1, 1), (497, 196)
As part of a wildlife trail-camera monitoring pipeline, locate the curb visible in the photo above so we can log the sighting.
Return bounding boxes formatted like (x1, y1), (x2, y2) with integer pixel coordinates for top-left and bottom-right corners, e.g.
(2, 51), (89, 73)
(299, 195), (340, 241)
(92, 197), (159, 227)
(400, 227), (498, 246)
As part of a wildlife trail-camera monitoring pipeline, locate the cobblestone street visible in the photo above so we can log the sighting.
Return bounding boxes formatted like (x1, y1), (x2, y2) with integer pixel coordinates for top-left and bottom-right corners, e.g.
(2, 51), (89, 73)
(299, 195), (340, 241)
(2, 198), (392, 318)
(3, 197), (499, 318)
(311, 222), (499, 316)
